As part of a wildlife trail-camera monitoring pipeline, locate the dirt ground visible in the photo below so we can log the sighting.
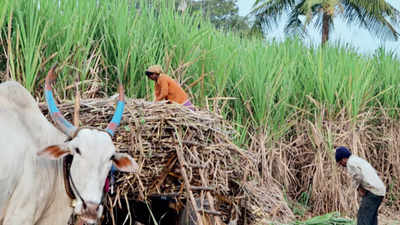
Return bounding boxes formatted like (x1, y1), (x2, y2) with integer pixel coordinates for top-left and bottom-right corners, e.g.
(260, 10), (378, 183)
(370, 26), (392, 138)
(380, 215), (400, 225)
(379, 209), (400, 225)
(259, 215), (399, 225)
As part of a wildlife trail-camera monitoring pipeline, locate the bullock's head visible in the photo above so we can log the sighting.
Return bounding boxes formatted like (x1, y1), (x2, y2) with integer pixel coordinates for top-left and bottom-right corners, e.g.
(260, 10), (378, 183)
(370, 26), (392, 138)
(37, 66), (138, 224)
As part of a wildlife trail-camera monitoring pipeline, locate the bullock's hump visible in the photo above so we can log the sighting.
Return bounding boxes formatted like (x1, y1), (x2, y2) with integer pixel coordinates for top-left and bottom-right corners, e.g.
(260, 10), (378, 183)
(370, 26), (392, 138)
(0, 81), (38, 110)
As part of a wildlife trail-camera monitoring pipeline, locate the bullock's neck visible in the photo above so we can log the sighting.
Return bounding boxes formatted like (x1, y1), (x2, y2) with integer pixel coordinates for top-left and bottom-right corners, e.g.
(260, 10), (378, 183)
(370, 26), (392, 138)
(36, 159), (73, 225)
(53, 159), (74, 221)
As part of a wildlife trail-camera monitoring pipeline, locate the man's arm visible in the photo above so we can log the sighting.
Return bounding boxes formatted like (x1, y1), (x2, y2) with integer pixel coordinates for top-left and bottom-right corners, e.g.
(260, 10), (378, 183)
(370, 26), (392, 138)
(348, 164), (363, 188)
(357, 186), (366, 197)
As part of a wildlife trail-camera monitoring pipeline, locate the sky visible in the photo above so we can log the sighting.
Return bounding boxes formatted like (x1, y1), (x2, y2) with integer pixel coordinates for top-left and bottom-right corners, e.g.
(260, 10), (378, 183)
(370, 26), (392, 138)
(237, 0), (400, 57)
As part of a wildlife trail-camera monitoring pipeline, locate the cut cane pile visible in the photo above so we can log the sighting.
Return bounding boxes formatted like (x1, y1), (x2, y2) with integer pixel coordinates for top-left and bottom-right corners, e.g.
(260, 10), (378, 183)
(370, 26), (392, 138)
(40, 97), (294, 225)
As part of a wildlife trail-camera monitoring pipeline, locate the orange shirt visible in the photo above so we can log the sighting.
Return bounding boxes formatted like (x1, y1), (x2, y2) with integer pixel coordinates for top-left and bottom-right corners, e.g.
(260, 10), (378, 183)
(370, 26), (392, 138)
(155, 74), (188, 104)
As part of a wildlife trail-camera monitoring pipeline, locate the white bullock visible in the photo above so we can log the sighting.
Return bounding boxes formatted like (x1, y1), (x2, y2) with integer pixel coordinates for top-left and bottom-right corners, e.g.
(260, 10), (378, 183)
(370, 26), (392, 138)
(0, 66), (138, 225)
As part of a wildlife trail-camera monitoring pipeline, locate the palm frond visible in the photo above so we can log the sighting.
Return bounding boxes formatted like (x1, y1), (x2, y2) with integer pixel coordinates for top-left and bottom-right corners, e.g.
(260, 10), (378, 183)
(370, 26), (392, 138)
(250, 0), (297, 31)
(284, 1), (307, 38)
(342, 0), (400, 41)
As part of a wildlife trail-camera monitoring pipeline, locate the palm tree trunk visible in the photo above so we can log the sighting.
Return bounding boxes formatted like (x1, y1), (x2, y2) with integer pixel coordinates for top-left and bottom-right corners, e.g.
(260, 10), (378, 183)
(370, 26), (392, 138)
(321, 12), (331, 45)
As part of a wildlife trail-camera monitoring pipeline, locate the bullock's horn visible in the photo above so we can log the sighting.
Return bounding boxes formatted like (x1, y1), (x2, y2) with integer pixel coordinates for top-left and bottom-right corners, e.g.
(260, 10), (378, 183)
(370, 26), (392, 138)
(45, 65), (77, 137)
(105, 83), (125, 137)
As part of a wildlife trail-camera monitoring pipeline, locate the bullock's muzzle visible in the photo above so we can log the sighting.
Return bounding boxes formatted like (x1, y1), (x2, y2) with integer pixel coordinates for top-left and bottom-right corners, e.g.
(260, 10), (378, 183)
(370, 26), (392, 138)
(75, 201), (103, 225)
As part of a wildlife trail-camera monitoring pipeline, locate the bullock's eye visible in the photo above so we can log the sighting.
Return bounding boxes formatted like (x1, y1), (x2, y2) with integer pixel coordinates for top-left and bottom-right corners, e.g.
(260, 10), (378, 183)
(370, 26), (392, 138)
(74, 147), (81, 155)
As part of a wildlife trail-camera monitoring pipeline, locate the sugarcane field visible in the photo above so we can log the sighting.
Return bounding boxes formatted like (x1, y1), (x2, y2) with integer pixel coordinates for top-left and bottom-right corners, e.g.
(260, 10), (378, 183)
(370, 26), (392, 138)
(0, 0), (400, 225)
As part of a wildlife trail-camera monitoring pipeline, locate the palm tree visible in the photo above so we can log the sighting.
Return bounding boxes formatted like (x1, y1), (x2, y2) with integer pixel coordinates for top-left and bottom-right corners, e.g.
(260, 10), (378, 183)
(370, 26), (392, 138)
(250, 0), (400, 45)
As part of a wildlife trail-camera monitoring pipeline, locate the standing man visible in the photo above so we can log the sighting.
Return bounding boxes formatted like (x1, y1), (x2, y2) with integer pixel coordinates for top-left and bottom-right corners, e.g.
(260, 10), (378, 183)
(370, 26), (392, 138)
(145, 65), (195, 110)
(335, 146), (386, 225)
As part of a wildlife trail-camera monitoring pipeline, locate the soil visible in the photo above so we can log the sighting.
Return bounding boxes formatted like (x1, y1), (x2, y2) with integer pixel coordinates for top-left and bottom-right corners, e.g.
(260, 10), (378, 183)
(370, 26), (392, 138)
(380, 215), (400, 225)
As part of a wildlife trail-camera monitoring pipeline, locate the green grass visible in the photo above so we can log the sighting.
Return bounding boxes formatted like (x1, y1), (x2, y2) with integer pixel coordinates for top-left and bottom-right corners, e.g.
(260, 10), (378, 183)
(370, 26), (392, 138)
(1, 0), (400, 145)
(292, 212), (355, 225)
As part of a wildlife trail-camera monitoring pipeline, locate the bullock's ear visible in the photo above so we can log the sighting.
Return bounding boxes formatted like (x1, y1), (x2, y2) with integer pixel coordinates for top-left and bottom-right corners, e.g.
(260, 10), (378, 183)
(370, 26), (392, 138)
(112, 153), (139, 173)
(37, 145), (71, 160)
